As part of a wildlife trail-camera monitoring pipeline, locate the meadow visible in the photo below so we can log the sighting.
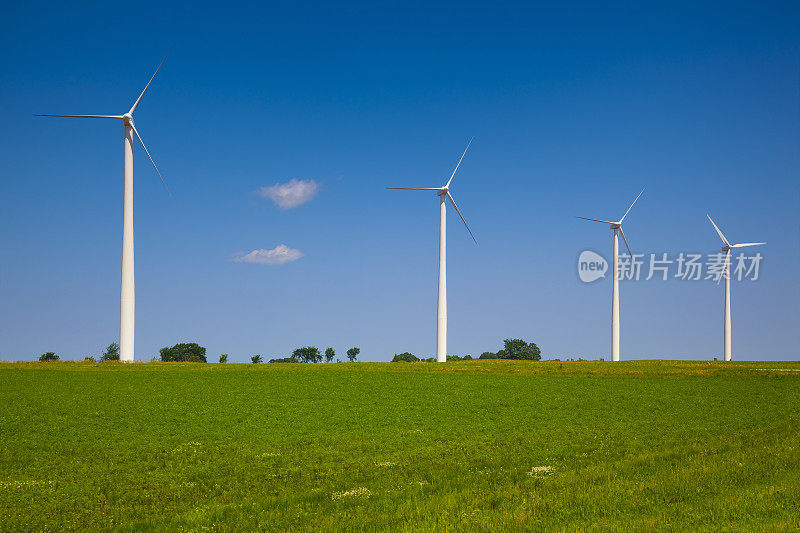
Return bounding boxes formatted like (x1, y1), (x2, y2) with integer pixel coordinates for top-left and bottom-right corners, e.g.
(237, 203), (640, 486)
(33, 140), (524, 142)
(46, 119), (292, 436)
(1, 360), (798, 531)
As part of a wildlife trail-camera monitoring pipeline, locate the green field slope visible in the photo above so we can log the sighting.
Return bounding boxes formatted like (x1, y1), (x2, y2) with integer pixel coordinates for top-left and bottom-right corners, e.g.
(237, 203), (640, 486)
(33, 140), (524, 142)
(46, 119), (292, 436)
(1, 360), (798, 531)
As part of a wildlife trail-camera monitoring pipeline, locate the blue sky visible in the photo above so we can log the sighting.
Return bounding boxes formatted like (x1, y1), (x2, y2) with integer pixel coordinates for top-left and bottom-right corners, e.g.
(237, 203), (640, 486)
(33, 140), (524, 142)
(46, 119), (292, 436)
(0, 1), (798, 362)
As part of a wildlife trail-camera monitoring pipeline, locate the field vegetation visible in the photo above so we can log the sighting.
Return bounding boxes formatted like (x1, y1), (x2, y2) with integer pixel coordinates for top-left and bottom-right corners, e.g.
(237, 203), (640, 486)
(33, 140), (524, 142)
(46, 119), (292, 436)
(1, 360), (798, 531)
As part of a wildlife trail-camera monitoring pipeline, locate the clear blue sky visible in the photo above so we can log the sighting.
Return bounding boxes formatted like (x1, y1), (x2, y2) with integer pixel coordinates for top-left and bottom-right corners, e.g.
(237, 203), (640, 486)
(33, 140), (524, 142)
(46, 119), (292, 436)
(1, 1), (798, 362)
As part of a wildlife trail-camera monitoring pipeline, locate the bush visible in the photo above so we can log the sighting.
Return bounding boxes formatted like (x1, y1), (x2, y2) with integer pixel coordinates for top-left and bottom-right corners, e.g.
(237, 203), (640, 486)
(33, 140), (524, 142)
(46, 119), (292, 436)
(251, 354), (263, 364)
(160, 343), (207, 363)
(100, 342), (120, 361)
(82, 356), (96, 363)
(38, 352), (59, 362)
(269, 356), (297, 363)
(479, 352), (497, 359)
(219, 354), (228, 363)
(392, 352), (419, 363)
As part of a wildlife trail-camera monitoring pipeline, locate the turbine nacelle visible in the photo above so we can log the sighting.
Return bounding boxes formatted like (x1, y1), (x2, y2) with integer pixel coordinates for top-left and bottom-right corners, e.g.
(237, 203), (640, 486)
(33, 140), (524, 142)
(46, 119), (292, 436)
(387, 138), (477, 243)
(575, 188), (644, 257)
(35, 51), (172, 194)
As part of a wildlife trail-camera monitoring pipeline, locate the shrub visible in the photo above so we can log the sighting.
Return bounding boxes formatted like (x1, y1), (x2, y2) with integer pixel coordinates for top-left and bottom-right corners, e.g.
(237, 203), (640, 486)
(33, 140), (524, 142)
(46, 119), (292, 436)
(251, 354), (263, 364)
(39, 352), (60, 362)
(100, 342), (120, 361)
(269, 356), (297, 363)
(479, 352), (497, 359)
(392, 352), (419, 363)
(83, 356), (96, 363)
(160, 343), (207, 363)
(219, 354), (229, 363)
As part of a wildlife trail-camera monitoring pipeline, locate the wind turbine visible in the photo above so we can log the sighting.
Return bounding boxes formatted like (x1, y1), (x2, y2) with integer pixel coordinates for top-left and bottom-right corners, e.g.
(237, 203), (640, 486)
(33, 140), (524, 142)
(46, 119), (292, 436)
(706, 215), (765, 361)
(575, 189), (644, 362)
(388, 139), (477, 363)
(36, 52), (171, 362)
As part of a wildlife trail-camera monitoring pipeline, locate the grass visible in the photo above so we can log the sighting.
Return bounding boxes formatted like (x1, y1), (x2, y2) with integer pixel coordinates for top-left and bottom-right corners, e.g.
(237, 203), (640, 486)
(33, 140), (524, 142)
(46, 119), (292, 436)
(1, 360), (798, 531)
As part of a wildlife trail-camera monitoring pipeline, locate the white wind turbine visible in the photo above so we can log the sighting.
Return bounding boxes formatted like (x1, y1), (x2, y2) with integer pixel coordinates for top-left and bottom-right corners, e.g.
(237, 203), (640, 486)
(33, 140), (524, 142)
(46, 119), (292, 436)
(576, 189), (644, 362)
(706, 215), (765, 361)
(388, 139), (477, 363)
(36, 52), (171, 362)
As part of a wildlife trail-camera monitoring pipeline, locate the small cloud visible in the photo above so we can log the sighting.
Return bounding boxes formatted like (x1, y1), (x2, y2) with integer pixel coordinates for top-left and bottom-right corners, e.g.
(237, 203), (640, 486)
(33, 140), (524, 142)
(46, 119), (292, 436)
(257, 179), (319, 209)
(232, 245), (304, 265)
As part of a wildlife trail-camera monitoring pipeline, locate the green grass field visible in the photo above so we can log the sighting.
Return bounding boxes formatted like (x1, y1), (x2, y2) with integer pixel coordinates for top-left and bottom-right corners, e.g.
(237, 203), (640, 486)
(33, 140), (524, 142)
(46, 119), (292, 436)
(1, 360), (798, 531)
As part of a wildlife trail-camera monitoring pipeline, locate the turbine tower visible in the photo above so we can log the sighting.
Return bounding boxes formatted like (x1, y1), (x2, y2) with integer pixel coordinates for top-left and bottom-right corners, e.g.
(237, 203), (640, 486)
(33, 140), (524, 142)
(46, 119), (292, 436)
(36, 52), (170, 362)
(706, 215), (765, 361)
(388, 139), (477, 362)
(576, 189), (643, 362)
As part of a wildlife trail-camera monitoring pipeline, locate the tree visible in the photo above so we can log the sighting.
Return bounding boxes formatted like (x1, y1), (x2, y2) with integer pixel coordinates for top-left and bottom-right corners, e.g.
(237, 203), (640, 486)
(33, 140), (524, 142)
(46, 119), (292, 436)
(39, 352), (59, 362)
(499, 339), (541, 361)
(479, 352), (497, 359)
(219, 354), (228, 363)
(159, 343), (207, 362)
(346, 347), (360, 362)
(392, 352), (419, 363)
(251, 354), (263, 364)
(100, 342), (120, 361)
(325, 347), (335, 363)
(293, 346), (322, 363)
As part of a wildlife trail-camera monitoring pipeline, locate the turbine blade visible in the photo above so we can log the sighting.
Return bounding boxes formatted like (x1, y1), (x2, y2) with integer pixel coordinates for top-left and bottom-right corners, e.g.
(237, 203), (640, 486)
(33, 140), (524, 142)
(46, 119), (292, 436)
(619, 226), (632, 257)
(618, 188), (644, 223)
(445, 137), (473, 188)
(35, 114), (123, 119)
(575, 216), (616, 224)
(129, 49), (171, 115)
(130, 122), (170, 194)
(386, 187), (441, 190)
(718, 249), (731, 285)
(447, 191), (477, 244)
(707, 214), (730, 246)
(732, 242), (766, 248)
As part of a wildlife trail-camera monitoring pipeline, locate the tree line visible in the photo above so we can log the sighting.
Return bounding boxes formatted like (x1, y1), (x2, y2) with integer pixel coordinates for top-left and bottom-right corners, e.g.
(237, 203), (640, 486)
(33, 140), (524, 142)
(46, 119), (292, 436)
(36, 339), (542, 363)
(391, 339), (541, 362)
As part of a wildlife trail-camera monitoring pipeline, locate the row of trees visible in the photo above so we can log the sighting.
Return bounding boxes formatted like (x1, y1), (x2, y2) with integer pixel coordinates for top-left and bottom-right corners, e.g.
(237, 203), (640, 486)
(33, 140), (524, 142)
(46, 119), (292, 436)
(37, 339), (541, 363)
(39, 342), (121, 362)
(255, 346), (360, 364)
(391, 339), (542, 362)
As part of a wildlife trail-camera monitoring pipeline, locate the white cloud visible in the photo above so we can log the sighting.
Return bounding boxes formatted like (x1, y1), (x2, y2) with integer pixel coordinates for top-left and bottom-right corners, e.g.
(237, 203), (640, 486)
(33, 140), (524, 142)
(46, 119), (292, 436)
(257, 178), (319, 209)
(233, 245), (304, 265)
